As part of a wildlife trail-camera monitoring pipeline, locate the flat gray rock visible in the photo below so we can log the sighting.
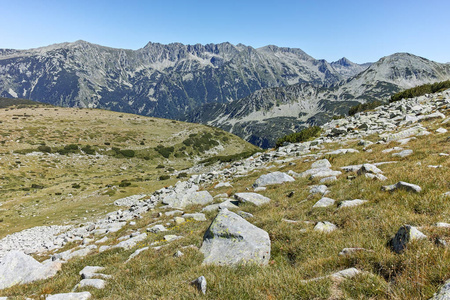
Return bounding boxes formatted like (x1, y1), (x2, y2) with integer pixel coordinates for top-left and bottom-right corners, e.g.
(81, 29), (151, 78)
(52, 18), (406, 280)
(392, 149), (413, 158)
(163, 191), (213, 209)
(77, 278), (106, 289)
(46, 292), (92, 300)
(311, 159), (332, 169)
(0, 250), (62, 290)
(183, 213), (207, 221)
(147, 224), (167, 233)
(253, 171), (295, 187)
(382, 181), (422, 193)
(339, 199), (368, 208)
(234, 193), (271, 206)
(112, 233), (147, 250)
(391, 225), (427, 253)
(312, 197), (335, 208)
(202, 199), (239, 212)
(200, 209), (270, 265)
(430, 279), (450, 300)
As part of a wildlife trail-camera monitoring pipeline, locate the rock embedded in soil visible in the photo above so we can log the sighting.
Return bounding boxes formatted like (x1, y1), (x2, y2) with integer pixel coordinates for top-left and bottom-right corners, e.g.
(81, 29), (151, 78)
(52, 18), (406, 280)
(200, 209), (270, 265)
(253, 171), (295, 187)
(234, 192), (271, 206)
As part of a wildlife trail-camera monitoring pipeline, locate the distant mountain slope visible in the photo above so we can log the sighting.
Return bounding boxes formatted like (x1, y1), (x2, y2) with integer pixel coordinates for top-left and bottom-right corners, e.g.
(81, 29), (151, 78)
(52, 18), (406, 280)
(185, 53), (450, 148)
(0, 41), (348, 119)
(330, 57), (371, 77)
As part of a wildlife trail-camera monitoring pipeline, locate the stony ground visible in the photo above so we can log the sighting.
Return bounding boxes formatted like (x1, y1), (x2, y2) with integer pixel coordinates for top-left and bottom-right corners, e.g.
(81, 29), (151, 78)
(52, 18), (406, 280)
(0, 90), (449, 299)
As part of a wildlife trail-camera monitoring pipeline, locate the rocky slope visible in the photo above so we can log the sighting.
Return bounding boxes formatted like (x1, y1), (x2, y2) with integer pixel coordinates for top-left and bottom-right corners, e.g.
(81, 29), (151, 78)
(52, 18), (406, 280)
(0, 89), (448, 299)
(0, 41), (351, 119)
(186, 53), (450, 148)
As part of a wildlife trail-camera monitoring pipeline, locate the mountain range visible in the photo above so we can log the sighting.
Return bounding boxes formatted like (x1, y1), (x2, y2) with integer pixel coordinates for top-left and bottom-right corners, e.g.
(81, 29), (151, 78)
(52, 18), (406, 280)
(1, 41), (450, 147)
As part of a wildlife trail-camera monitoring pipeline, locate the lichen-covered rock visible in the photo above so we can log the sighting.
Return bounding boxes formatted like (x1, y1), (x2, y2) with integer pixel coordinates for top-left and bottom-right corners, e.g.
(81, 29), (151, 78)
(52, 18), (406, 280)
(163, 190), (213, 209)
(200, 209), (270, 265)
(314, 221), (338, 233)
(312, 197), (335, 208)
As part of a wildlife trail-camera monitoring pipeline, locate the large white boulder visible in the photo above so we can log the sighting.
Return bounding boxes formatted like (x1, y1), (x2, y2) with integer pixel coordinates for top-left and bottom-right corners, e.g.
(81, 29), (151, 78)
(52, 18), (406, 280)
(200, 209), (271, 265)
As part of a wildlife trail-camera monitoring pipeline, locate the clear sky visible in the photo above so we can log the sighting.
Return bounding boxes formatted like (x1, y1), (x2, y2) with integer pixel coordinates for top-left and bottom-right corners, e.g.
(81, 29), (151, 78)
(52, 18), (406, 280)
(1, 0), (449, 64)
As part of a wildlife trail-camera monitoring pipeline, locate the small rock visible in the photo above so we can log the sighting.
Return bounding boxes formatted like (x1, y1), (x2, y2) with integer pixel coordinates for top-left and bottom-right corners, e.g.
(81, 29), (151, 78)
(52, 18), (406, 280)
(77, 279), (106, 289)
(253, 171), (295, 187)
(46, 292), (92, 300)
(314, 221), (337, 233)
(174, 217), (186, 224)
(338, 248), (373, 256)
(190, 276), (207, 294)
(147, 224), (167, 233)
(253, 187), (267, 192)
(392, 149), (413, 158)
(164, 235), (181, 242)
(319, 176), (337, 183)
(174, 250), (184, 258)
(311, 159), (332, 169)
(214, 182), (232, 188)
(339, 199), (368, 208)
(182, 213), (207, 221)
(382, 181), (422, 193)
(309, 185), (328, 195)
(391, 225), (427, 253)
(312, 197), (335, 208)
(234, 193), (271, 206)
(436, 127), (448, 134)
(357, 164), (383, 175)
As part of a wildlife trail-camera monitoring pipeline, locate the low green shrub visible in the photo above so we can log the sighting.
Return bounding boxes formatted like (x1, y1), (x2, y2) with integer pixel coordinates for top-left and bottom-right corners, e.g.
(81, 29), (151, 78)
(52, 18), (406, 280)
(159, 175), (170, 181)
(275, 126), (322, 148)
(390, 80), (450, 102)
(348, 100), (383, 116)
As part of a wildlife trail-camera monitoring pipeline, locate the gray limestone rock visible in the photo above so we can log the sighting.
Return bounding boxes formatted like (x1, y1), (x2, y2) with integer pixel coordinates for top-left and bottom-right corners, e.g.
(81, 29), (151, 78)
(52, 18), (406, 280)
(382, 181), (422, 193)
(182, 213), (207, 221)
(391, 225), (427, 253)
(234, 193), (271, 206)
(314, 221), (337, 233)
(163, 190), (214, 209)
(339, 199), (368, 208)
(357, 164), (383, 175)
(392, 149), (413, 157)
(253, 171), (295, 187)
(112, 233), (147, 250)
(200, 209), (270, 265)
(126, 247), (149, 262)
(430, 279), (450, 300)
(309, 185), (329, 195)
(46, 292), (92, 300)
(0, 250), (62, 290)
(312, 197), (335, 208)
(77, 279), (106, 289)
(147, 225), (168, 233)
(190, 276), (207, 294)
(311, 159), (332, 169)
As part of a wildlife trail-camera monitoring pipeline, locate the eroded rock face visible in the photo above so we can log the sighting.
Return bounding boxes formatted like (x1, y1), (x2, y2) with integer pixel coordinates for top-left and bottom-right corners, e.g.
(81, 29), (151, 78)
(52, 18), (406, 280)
(200, 209), (270, 265)
(0, 250), (62, 290)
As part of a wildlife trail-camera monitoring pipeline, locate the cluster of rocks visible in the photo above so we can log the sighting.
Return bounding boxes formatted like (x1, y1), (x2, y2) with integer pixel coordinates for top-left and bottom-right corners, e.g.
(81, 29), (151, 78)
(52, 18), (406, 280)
(0, 90), (449, 298)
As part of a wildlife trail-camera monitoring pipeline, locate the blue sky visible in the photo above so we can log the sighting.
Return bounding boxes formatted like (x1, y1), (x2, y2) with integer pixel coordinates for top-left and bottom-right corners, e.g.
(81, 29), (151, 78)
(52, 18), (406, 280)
(1, 0), (449, 63)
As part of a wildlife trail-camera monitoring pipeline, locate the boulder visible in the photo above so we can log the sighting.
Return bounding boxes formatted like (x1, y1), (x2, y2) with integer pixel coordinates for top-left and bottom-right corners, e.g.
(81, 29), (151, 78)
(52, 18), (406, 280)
(182, 213), (207, 221)
(77, 279), (106, 289)
(357, 164), (383, 175)
(391, 225), (427, 253)
(253, 171), (295, 187)
(163, 191), (213, 209)
(430, 279), (450, 300)
(0, 250), (62, 290)
(234, 193), (271, 206)
(200, 209), (270, 265)
(112, 233), (147, 250)
(392, 149), (413, 158)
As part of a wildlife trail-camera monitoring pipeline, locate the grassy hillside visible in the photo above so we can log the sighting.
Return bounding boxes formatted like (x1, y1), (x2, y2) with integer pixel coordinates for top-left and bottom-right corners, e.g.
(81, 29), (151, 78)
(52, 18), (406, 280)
(0, 104), (258, 238)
